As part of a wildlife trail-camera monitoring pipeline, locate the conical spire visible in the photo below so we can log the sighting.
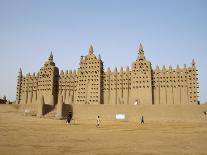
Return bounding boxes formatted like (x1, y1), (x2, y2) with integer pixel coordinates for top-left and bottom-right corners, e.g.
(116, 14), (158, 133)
(107, 67), (111, 73)
(156, 65), (160, 71)
(114, 67), (117, 73)
(120, 66), (123, 73)
(88, 45), (94, 54)
(98, 54), (101, 60)
(176, 64), (180, 71)
(45, 51), (55, 66)
(192, 59), (196, 67)
(126, 66), (129, 72)
(139, 43), (144, 52)
(69, 70), (72, 74)
(138, 43), (145, 60)
(48, 51), (53, 62)
(19, 68), (22, 75)
(162, 65), (166, 71)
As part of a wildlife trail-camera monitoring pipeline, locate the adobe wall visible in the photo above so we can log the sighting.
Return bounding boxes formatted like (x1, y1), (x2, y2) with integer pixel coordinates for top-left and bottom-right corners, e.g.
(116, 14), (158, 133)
(72, 104), (207, 123)
(16, 44), (199, 107)
(15, 103), (207, 123)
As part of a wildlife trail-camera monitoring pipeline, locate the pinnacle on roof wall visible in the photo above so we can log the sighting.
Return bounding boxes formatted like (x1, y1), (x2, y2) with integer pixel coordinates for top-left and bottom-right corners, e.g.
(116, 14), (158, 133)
(44, 51), (56, 67)
(98, 54), (101, 60)
(155, 65), (160, 71)
(139, 43), (143, 52)
(19, 67), (22, 73)
(88, 45), (94, 54)
(48, 51), (53, 61)
(162, 65), (166, 70)
(107, 67), (111, 73)
(192, 59), (196, 66)
(138, 43), (145, 60)
(126, 66), (129, 72)
(18, 67), (22, 75)
(114, 67), (117, 72)
(26, 73), (30, 77)
(120, 66), (123, 73)
(69, 70), (72, 74)
(176, 64), (180, 70)
(60, 70), (64, 75)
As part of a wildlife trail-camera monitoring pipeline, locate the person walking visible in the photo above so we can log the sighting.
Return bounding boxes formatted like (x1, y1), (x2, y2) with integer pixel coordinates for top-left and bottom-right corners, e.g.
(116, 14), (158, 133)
(96, 115), (101, 127)
(66, 112), (72, 124)
(141, 115), (144, 124)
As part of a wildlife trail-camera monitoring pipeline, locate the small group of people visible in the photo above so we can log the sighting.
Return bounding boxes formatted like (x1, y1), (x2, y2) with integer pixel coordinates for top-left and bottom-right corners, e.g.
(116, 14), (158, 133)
(66, 114), (144, 126)
(95, 115), (144, 127)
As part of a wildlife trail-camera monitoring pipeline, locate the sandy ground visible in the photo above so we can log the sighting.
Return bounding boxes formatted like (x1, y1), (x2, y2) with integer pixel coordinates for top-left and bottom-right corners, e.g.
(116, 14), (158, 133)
(0, 105), (207, 155)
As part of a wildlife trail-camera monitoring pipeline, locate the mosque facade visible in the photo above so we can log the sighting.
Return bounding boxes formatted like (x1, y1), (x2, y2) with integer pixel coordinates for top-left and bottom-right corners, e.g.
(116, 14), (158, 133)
(16, 44), (199, 107)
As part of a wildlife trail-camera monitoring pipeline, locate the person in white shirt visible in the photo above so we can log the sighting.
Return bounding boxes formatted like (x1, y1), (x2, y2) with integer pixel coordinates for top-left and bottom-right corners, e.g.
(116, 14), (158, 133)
(96, 115), (101, 127)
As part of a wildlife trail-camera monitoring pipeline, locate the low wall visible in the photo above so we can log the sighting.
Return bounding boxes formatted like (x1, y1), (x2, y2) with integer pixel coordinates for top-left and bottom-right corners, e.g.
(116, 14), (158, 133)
(15, 103), (207, 123)
(72, 104), (207, 123)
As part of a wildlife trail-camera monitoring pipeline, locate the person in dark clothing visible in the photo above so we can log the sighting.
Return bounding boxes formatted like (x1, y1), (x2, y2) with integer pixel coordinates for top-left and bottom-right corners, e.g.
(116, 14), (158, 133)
(141, 115), (144, 124)
(66, 112), (72, 124)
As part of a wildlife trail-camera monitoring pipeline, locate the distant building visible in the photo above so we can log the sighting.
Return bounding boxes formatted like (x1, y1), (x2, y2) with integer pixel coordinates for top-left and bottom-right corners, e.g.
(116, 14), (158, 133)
(16, 44), (199, 106)
(0, 96), (11, 104)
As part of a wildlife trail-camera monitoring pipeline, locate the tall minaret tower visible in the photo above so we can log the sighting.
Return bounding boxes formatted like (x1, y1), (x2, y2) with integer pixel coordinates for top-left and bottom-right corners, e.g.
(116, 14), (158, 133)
(16, 68), (23, 104)
(130, 43), (153, 105)
(76, 45), (104, 104)
(37, 52), (59, 106)
(188, 59), (199, 104)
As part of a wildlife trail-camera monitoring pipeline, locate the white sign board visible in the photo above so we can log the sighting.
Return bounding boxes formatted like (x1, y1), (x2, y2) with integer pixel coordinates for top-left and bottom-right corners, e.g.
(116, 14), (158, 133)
(116, 114), (125, 120)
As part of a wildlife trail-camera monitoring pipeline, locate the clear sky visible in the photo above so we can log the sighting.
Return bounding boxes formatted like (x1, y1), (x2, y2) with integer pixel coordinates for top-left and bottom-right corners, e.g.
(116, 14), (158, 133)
(0, 0), (206, 103)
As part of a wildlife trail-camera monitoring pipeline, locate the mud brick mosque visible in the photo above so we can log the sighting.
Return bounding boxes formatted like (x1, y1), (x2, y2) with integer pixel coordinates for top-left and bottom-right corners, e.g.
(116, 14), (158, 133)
(16, 44), (199, 119)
